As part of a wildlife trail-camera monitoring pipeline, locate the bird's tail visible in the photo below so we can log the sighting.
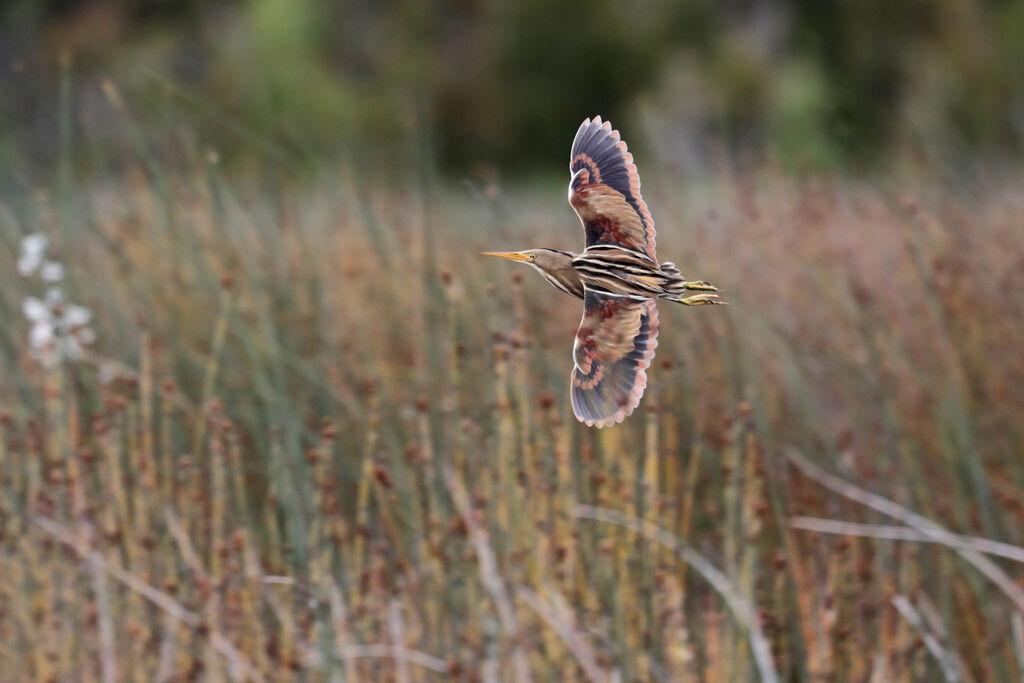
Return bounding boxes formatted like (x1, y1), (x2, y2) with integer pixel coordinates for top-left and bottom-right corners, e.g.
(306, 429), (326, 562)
(660, 262), (687, 295)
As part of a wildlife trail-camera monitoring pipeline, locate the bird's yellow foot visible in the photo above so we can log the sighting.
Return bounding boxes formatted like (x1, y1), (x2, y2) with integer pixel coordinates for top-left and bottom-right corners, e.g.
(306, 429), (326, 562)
(677, 293), (725, 306)
(682, 280), (718, 292)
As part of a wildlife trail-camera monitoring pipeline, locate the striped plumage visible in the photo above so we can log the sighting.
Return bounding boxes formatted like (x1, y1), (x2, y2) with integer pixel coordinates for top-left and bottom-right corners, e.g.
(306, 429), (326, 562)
(484, 116), (722, 428)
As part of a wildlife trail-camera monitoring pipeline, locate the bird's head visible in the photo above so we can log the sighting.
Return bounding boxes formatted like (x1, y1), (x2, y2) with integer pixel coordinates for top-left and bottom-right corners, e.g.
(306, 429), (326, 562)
(481, 249), (572, 273)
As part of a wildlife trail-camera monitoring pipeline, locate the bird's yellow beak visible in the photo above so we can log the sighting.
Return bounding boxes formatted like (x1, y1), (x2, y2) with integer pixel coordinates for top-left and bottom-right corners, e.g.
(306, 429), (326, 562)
(480, 251), (531, 263)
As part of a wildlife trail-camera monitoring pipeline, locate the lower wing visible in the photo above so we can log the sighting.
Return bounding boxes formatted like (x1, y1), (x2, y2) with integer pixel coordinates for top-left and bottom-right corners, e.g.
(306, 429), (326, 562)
(570, 289), (659, 428)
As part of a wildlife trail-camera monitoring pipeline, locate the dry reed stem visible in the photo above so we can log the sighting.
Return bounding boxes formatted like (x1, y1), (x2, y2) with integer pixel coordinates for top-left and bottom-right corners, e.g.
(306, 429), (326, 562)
(891, 595), (960, 682)
(389, 599), (411, 683)
(442, 460), (533, 683)
(190, 289), (232, 460)
(304, 644), (449, 673)
(915, 593), (976, 683)
(155, 611), (180, 683)
(89, 554), (119, 683)
(1012, 612), (1024, 682)
(572, 504), (780, 683)
(33, 516), (264, 682)
(37, 514), (452, 680)
(677, 441), (702, 581)
(790, 516), (1024, 563)
(786, 450), (1024, 615)
(518, 585), (620, 683)
(327, 580), (361, 681)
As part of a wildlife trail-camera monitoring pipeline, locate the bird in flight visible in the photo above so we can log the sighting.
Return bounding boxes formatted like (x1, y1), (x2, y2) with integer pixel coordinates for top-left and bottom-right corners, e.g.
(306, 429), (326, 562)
(484, 116), (723, 428)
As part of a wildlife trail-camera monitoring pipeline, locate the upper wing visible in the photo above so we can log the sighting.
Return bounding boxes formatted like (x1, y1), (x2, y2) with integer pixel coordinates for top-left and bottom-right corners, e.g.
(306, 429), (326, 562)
(568, 116), (657, 263)
(570, 289), (659, 428)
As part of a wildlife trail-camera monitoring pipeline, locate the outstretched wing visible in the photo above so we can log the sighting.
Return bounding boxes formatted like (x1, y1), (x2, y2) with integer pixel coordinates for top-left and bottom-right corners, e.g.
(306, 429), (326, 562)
(568, 116), (657, 263)
(570, 289), (659, 427)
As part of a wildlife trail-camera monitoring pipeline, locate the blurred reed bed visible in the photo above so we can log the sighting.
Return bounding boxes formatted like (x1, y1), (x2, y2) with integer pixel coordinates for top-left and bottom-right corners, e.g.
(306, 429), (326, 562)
(1, 139), (1024, 681)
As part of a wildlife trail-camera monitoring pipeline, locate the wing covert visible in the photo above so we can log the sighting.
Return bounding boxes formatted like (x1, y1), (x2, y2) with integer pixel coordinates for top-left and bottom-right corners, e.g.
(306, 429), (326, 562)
(570, 289), (659, 428)
(569, 116), (657, 262)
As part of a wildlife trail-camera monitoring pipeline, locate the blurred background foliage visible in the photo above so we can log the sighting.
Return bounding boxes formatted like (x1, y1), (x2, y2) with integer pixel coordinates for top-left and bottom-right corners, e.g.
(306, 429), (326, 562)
(1, 0), (1023, 181)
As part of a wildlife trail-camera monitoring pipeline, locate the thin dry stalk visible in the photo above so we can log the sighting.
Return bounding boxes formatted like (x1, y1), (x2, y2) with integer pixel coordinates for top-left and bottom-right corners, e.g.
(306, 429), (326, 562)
(786, 450), (1024, 614)
(155, 611), (180, 683)
(573, 504), (779, 683)
(90, 554), (118, 683)
(1013, 612), (1024, 683)
(915, 593), (975, 683)
(442, 461), (533, 683)
(304, 644), (449, 673)
(389, 599), (411, 683)
(34, 516), (264, 682)
(164, 508), (207, 580)
(678, 441), (702, 576)
(327, 581), (360, 681)
(790, 516), (1024, 563)
(891, 595), (959, 682)
(518, 585), (620, 683)
(190, 289), (232, 460)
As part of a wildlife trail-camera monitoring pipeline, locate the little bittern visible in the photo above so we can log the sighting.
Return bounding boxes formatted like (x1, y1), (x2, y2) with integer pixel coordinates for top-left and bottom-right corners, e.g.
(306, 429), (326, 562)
(484, 116), (722, 428)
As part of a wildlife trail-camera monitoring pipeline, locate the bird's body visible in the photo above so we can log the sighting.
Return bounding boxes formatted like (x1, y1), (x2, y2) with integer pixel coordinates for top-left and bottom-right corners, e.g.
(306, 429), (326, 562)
(504, 247), (705, 303)
(484, 116), (722, 428)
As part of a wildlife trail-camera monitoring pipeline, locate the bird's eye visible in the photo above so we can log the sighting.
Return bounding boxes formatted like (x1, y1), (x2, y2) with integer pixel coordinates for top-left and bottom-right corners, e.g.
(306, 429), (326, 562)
(530, 254), (537, 261)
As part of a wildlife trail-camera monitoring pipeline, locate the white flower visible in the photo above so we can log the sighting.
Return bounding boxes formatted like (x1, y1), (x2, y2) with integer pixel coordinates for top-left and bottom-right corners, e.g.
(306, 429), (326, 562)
(29, 321), (55, 349)
(40, 261), (64, 282)
(17, 233), (48, 276)
(65, 305), (92, 327)
(18, 254), (39, 276)
(22, 297), (48, 321)
(22, 233), (48, 255)
(20, 290), (96, 368)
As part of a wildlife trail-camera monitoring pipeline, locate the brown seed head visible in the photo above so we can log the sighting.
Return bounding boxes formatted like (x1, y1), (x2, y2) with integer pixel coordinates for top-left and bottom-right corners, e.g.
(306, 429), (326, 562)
(900, 195), (921, 216)
(537, 391), (555, 410)
(372, 464), (393, 489)
(772, 552), (787, 572)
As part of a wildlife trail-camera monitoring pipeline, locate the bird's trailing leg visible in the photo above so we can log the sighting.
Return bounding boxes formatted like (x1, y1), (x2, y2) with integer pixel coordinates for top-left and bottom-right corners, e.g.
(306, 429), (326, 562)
(675, 293), (725, 306)
(681, 280), (718, 292)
